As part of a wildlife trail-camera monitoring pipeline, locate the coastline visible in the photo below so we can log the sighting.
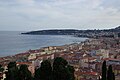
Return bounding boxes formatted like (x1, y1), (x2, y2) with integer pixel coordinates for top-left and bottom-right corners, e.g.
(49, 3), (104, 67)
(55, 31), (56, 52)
(0, 37), (120, 80)
(0, 37), (88, 58)
(0, 37), (119, 62)
(0, 31), (87, 57)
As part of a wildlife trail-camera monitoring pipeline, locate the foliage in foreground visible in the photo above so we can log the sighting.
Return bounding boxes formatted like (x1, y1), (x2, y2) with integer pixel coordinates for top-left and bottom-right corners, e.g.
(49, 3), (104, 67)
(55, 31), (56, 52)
(5, 57), (75, 80)
(101, 61), (115, 80)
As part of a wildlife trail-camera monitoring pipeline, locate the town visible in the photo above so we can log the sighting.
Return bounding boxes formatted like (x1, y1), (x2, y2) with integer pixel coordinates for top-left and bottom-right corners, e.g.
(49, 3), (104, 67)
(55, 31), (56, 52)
(0, 37), (120, 80)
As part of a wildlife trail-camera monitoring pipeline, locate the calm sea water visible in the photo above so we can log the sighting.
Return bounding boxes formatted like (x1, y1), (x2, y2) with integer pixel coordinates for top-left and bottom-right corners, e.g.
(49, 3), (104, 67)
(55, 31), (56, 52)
(0, 31), (87, 57)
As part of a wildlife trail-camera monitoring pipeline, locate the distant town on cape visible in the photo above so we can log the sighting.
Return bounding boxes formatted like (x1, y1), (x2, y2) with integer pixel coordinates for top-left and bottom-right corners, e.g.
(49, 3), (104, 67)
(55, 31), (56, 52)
(22, 26), (120, 38)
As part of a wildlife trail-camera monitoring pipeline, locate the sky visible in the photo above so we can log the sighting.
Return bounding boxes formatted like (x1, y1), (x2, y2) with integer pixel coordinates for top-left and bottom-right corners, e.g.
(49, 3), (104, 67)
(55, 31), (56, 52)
(0, 0), (120, 31)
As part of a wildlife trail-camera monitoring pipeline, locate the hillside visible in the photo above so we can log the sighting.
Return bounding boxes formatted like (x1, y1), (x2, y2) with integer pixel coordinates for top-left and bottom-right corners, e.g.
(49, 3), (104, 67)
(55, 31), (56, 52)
(22, 26), (120, 38)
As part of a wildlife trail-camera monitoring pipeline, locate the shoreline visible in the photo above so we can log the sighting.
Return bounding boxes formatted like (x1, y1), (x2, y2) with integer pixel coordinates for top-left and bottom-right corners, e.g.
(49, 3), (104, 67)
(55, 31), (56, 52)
(0, 36), (118, 58)
(0, 37), (120, 80)
(0, 37), (119, 62)
(0, 37), (88, 58)
(0, 32), (87, 57)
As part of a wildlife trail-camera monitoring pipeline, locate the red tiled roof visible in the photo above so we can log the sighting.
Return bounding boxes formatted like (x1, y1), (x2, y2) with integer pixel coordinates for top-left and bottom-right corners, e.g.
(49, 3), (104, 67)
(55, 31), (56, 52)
(75, 71), (98, 76)
(17, 62), (32, 65)
(102, 58), (120, 61)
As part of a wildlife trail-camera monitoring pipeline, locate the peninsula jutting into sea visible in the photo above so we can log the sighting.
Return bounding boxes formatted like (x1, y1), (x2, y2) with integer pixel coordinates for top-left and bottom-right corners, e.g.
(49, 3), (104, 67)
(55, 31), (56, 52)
(0, 26), (120, 80)
(1, 0), (120, 79)
(22, 26), (120, 38)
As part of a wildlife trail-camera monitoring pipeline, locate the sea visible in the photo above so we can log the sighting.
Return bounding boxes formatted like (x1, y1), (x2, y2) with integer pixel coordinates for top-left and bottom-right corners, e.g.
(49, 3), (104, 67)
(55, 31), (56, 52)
(0, 31), (87, 57)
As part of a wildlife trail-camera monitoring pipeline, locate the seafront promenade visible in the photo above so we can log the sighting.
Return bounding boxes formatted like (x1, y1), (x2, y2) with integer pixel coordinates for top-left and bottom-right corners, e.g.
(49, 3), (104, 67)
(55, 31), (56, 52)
(0, 37), (120, 80)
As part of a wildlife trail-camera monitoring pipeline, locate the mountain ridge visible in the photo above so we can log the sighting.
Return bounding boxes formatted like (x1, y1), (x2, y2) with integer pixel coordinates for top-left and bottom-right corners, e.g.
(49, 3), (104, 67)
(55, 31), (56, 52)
(21, 26), (120, 38)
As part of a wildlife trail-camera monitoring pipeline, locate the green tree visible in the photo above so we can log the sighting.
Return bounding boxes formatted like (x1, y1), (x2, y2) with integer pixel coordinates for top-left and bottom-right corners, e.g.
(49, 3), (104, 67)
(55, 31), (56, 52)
(5, 62), (19, 80)
(18, 64), (32, 80)
(53, 57), (75, 80)
(67, 65), (75, 80)
(102, 61), (107, 80)
(34, 68), (41, 80)
(0, 64), (4, 79)
(113, 72), (115, 80)
(34, 60), (52, 80)
(53, 57), (68, 80)
(0, 64), (4, 72)
(34, 57), (75, 80)
(107, 65), (115, 80)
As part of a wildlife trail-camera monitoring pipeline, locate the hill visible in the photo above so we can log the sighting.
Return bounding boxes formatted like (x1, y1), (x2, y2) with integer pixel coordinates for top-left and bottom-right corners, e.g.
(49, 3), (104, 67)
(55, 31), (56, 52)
(22, 26), (120, 38)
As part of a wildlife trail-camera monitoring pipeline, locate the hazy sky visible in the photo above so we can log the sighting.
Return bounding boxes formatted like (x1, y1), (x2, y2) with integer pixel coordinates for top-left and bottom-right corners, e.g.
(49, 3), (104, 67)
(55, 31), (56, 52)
(0, 0), (120, 31)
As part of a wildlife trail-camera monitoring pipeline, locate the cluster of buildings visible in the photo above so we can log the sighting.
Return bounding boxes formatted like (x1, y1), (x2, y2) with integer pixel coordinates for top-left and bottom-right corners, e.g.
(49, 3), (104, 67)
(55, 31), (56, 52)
(0, 38), (120, 80)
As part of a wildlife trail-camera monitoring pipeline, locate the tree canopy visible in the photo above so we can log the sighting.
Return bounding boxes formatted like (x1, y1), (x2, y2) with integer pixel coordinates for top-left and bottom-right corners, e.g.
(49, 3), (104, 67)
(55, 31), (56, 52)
(5, 57), (75, 80)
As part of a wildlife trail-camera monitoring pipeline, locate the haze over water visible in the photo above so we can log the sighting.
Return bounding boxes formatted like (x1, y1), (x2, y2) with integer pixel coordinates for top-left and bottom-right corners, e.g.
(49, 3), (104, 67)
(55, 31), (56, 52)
(0, 31), (87, 57)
